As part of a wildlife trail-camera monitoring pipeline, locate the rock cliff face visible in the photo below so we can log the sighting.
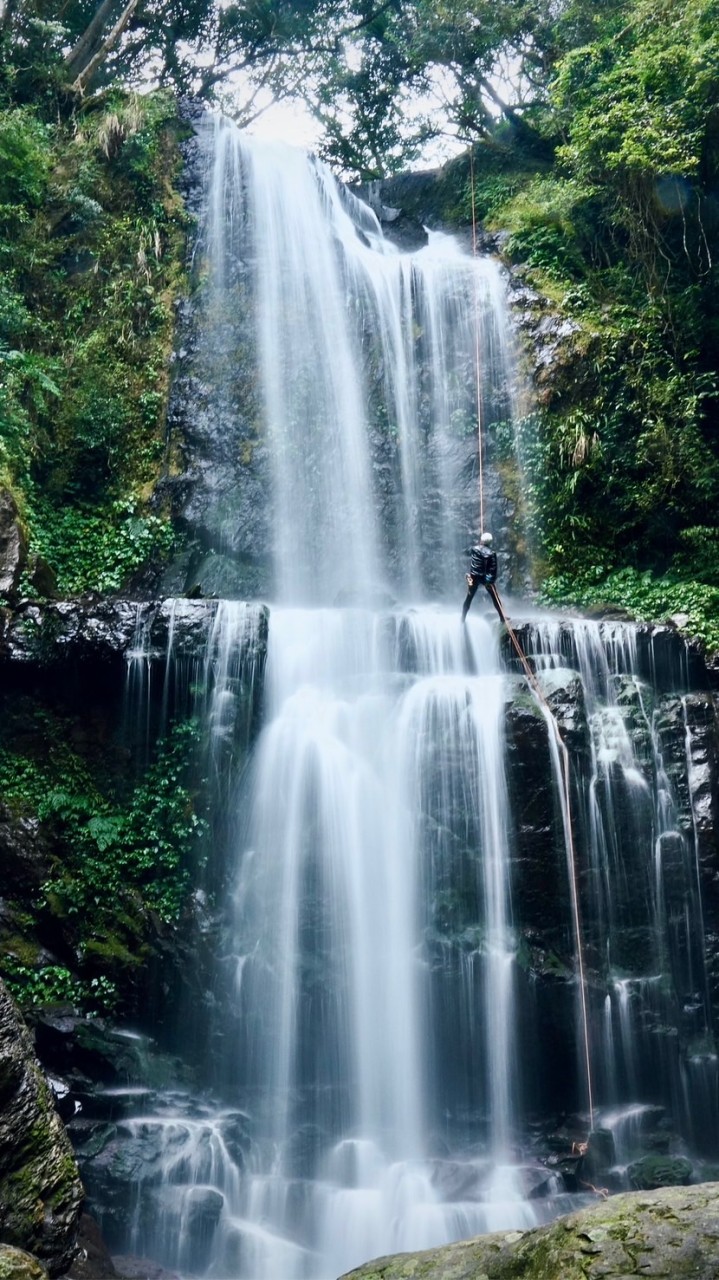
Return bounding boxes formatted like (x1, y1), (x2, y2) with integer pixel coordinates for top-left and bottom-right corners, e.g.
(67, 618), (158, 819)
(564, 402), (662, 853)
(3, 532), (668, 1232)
(0, 491), (27, 603)
(155, 102), (272, 602)
(0, 980), (83, 1276)
(0, 596), (269, 677)
(340, 1182), (719, 1280)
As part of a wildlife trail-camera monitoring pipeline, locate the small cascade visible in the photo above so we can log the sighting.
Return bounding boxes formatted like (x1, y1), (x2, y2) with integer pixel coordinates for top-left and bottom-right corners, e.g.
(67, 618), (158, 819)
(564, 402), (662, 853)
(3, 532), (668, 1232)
(122, 599), (266, 764)
(521, 618), (719, 1151)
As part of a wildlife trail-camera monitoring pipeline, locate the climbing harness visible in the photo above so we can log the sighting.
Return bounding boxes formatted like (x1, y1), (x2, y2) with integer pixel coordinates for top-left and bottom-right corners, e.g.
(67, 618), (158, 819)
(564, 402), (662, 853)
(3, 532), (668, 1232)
(466, 150), (596, 1137)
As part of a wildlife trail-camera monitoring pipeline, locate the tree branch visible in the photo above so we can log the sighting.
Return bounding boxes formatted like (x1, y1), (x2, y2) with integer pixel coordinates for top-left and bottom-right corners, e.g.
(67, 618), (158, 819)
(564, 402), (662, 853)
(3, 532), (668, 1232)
(64, 0), (120, 77)
(70, 0), (140, 93)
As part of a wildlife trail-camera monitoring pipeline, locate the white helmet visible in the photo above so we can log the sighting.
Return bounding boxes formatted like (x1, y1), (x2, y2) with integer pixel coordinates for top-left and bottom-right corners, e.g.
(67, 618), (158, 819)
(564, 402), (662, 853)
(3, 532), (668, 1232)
(480, 532), (493, 545)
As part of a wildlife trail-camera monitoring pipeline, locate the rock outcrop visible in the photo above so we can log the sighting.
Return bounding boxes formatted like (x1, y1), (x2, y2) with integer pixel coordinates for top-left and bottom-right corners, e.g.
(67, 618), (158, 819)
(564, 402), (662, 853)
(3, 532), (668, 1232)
(0, 598), (269, 670)
(0, 980), (83, 1275)
(0, 490), (27, 603)
(341, 1182), (719, 1279)
(0, 1246), (49, 1280)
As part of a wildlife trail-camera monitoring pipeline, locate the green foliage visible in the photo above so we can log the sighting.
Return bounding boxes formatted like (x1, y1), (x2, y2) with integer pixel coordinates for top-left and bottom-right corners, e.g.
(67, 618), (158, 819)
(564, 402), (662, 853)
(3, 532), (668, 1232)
(0, 718), (207, 925)
(0, 706), (209, 1011)
(542, 567), (719, 652)
(28, 498), (174, 594)
(1, 957), (118, 1016)
(0, 109), (52, 206)
(472, 0), (719, 650)
(0, 90), (187, 594)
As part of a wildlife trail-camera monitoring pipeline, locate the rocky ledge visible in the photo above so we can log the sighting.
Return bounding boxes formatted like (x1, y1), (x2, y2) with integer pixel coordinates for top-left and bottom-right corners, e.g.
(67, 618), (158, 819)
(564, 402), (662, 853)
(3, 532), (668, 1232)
(0, 598), (269, 668)
(341, 1182), (719, 1279)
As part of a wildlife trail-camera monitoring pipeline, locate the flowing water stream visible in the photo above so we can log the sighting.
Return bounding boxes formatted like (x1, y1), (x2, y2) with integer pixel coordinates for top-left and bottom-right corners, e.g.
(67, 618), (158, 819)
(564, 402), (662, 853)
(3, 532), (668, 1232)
(104, 120), (718, 1278)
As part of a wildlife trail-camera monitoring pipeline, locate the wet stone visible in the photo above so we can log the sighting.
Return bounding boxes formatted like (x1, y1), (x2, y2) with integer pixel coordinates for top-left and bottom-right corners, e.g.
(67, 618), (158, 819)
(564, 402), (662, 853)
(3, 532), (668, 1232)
(626, 1155), (693, 1190)
(340, 1182), (719, 1279)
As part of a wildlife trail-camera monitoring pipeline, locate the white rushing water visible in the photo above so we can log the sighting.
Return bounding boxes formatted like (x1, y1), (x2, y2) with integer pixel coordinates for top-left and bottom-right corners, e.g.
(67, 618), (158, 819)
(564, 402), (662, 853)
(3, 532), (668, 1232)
(201, 118), (534, 1277)
(227, 606), (527, 1279)
(205, 118), (517, 604)
(112, 121), (718, 1279)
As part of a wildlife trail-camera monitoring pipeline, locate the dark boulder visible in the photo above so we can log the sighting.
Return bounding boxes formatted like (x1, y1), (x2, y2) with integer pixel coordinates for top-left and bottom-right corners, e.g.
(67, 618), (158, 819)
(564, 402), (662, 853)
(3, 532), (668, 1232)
(626, 1154), (693, 1190)
(61, 1215), (118, 1280)
(0, 809), (51, 894)
(578, 1128), (616, 1182)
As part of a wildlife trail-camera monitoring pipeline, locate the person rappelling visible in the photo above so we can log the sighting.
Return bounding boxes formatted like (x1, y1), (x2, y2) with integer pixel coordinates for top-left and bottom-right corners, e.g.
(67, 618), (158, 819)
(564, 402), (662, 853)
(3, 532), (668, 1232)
(461, 532), (498, 622)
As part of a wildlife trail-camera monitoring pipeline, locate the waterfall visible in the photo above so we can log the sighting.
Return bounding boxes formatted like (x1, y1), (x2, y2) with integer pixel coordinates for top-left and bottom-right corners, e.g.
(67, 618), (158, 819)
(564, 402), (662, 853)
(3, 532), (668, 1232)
(201, 118), (534, 1277)
(98, 119), (719, 1279)
(202, 118), (517, 604)
(226, 608), (530, 1279)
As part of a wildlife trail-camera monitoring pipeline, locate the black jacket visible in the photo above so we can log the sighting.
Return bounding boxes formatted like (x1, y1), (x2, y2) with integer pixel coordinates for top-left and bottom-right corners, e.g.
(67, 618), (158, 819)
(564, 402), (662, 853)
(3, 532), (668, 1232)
(465, 544), (497, 583)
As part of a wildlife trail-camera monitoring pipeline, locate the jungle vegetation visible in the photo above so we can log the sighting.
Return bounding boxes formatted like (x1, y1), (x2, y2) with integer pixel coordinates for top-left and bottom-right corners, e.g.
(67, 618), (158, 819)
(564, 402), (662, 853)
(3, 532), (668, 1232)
(1, 0), (717, 633)
(0, 0), (717, 1007)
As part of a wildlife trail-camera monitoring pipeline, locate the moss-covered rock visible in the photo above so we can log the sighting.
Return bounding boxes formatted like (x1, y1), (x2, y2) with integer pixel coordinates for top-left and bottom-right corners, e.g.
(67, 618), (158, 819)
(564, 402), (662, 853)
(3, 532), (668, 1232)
(0, 979), (82, 1275)
(0, 1247), (48, 1280)
(626, 1154), (693, 1190)
(341, 1182), (719, 1279)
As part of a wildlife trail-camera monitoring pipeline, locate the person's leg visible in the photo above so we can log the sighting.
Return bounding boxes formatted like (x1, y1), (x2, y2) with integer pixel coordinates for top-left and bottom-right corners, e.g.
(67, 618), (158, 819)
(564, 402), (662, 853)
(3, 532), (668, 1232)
(461, 576), (479, 622)
(485, 582), (504, 622)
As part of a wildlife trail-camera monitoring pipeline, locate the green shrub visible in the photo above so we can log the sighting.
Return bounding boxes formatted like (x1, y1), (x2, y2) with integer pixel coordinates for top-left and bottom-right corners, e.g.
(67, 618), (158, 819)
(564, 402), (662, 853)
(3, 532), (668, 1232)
(542, 566), (719, 653)
(0, 109), (51, 206)
(27, 496), (174, 596)
(1, 957), (118, 1015)
(0, 91), (187, 594)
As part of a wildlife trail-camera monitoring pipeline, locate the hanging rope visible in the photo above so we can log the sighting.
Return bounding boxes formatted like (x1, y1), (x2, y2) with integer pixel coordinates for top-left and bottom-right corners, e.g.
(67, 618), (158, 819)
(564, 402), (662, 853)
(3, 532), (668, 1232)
(486, 585), (595, 1133)
(469, 149), (485, 536)
(466, 143), (596, 1133)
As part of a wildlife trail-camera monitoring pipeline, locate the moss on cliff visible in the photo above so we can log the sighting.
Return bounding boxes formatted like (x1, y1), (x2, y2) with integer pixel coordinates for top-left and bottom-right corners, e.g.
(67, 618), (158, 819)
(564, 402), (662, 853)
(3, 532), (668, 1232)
(0, 980), (82, 1274)
(0, 89), (189, 596)
(0, 696), (209, 1018)
(0, 1248), (48, 1280)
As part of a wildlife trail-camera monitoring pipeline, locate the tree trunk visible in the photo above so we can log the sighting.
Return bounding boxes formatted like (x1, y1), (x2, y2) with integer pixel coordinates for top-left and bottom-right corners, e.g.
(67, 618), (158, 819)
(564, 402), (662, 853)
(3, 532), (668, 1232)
(0, 0), (19, 35)
(64, 0), (122, 78)
(70, 0), (140, 93)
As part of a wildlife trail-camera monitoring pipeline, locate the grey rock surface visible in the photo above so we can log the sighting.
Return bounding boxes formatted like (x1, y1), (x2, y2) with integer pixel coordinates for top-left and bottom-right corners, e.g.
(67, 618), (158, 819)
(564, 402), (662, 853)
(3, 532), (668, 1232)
(0, 980), (83, 1275)
(340, 1182), (719, 1279)
(0, 598), (269, 667)
(0, 490), (27, 601)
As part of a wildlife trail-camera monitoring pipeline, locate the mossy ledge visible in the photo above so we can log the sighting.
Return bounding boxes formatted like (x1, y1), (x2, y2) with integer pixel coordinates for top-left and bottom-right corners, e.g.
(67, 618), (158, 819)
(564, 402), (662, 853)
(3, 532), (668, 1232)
(341, 1182), (719, 1280)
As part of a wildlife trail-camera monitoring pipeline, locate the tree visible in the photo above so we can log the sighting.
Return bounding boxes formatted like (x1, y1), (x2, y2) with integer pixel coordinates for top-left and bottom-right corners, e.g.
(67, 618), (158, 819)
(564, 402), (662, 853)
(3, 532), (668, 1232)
(1, 0), (401, 129)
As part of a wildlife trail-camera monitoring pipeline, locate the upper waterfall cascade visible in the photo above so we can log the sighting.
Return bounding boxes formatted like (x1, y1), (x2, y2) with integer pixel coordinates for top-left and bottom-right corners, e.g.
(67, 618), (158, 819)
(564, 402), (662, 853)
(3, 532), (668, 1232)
(103, 119), (719, 1280)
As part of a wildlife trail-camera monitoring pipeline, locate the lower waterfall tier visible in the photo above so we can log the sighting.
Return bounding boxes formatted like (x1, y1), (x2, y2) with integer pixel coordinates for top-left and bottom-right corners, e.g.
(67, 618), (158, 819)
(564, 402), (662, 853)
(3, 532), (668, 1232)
(19, 601), (713, 1280)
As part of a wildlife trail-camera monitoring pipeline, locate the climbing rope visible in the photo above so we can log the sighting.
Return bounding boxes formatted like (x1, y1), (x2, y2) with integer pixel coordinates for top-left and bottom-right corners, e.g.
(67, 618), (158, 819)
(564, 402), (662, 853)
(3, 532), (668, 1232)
(467, 144), (596, 1133)
(469, 149), (485, 536)
(486, 585), (595, 1133)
